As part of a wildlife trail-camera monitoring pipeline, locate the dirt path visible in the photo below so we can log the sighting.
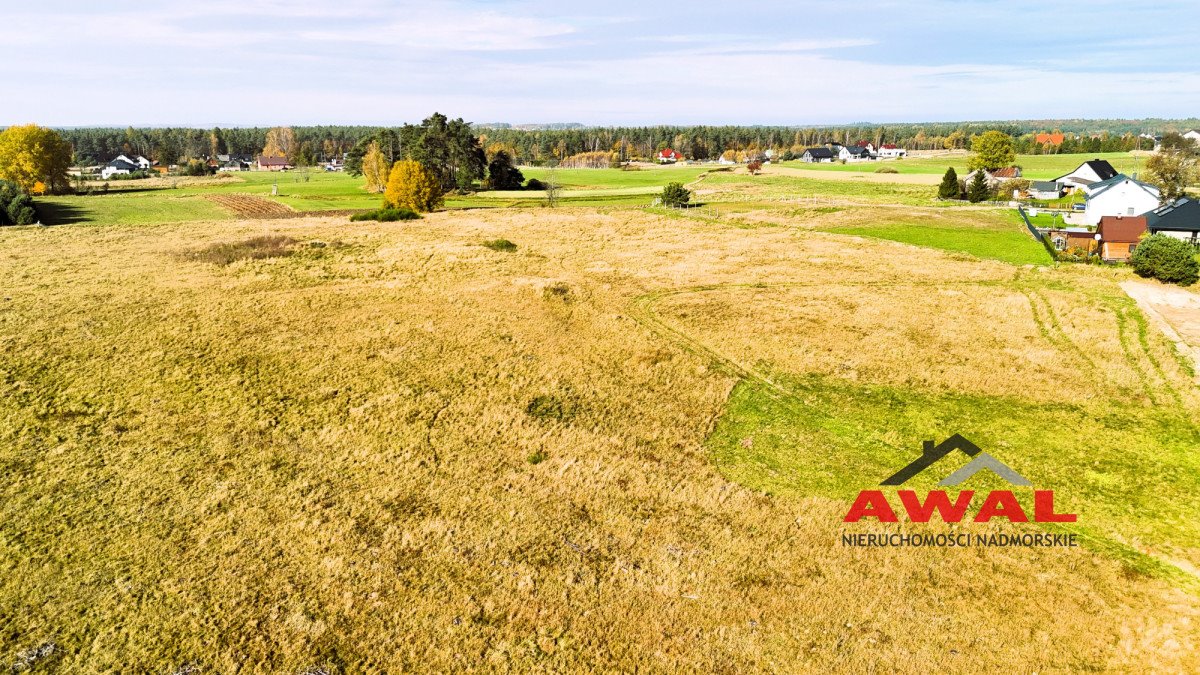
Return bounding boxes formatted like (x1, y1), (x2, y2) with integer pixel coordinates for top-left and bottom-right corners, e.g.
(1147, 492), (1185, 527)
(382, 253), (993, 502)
(1120, 280), (1200, 384)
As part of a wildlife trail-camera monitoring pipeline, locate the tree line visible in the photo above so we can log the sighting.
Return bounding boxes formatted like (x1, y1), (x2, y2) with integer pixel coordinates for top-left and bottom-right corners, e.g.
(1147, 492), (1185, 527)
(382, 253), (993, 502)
(49, 119), (1186, 168)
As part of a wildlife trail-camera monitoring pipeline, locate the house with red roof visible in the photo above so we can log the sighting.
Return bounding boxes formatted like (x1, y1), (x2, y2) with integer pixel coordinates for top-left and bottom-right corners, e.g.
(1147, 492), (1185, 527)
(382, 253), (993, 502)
(1096, 215), (1147, 262)
(877, 144), (906, 158)
(1035, 133), (1065, 146)
(657, 148), (682, 164)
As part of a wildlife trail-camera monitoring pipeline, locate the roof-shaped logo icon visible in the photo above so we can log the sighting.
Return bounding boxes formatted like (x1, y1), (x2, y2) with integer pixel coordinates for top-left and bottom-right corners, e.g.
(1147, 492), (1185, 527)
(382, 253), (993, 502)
(882, 434), (1031, 487)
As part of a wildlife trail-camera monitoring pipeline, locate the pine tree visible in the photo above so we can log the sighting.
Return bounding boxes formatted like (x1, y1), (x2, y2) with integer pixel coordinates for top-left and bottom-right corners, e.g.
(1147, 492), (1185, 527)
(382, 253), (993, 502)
(967, 170), (991, 203)
(938, 167), (960, 199)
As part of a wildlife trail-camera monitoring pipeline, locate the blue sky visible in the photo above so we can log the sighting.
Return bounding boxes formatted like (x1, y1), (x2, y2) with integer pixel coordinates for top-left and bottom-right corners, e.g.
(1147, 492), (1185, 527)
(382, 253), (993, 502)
(4, 0), (1200, 126)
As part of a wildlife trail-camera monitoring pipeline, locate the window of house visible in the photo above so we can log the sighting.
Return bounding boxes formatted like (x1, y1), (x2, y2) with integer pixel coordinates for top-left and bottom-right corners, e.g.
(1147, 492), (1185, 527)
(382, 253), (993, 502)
(1053, 237), (1066, 251)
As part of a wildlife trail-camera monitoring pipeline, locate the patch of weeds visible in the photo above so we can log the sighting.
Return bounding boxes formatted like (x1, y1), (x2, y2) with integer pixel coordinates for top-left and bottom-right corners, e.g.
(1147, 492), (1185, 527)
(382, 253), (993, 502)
(542, 282), (573, 302)
(350, 207), (420, 222)
(482, 238), (518, 252)
(526, 394), (576, 423)
(186, 235), (296, 265)
(527, 449), (548, 465)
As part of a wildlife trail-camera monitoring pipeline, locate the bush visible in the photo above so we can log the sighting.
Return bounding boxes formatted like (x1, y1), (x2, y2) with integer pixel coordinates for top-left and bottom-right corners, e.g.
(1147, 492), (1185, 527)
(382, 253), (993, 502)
(350, 207), (420, 222)
(179, 160), (210, 177)
(0, 180), (37, 225)
(660, 182), (691, 207)
(874, 166), (898, 174)
(384, 160), (444, 212)
(524, 178), (546, 191)
(1130, 234), (1199, 286)
(482, 239), (517, 252)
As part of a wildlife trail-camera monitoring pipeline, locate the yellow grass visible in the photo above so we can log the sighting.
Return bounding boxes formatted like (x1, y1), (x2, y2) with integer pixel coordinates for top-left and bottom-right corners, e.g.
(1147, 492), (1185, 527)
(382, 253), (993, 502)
(2, 208), (1199, 672)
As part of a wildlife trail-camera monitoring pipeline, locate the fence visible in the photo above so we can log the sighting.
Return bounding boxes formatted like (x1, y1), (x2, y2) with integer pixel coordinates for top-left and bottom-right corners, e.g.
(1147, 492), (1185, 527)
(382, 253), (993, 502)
(1018, 205), (1059, 260)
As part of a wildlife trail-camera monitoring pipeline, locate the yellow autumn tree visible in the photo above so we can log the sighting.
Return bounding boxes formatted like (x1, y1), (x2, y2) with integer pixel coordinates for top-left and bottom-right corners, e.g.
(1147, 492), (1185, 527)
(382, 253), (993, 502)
(0, 124), (73, 194)
(384, 160), (444, 212)
(361, 142), (388, 193)
(261, 126), (296, 160)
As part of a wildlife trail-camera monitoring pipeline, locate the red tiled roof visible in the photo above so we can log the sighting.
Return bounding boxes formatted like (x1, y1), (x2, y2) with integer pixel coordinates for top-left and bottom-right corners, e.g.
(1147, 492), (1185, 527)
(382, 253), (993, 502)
(1036, 133), (1065, 146)
(991, 167), (1021, 178)
(658, 148), (681, 158)
(1097, 216), (1147, 243)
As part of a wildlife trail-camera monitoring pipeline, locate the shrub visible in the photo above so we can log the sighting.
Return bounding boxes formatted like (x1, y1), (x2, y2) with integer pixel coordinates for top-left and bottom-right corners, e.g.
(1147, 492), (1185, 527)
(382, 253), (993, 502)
(350, 207), (420, 222)
(525, 395), (574, 422)
(1130, 234), (1199, 286)
(482, 239), (517, 252)
(542, 282), (573, 302)
(875, 166), (898, 174)
(966, 171), (991, 203)
(0, 180), (37, 225)
(186, 235), (296, 265)
(660, 182), (691, 207)
(524, 178), (546, 191)
(179, 160), (210, 177)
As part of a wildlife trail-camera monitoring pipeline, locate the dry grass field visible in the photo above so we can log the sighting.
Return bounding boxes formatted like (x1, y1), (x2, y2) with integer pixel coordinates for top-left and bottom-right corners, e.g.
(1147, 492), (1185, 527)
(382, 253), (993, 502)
(2, 205), (1200, 672)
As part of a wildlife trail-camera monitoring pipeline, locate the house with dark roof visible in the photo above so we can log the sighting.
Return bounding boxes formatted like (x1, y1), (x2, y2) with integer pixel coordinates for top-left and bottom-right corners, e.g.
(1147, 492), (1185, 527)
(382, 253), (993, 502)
(1145, 198), (1200, 245)
(1082, 174), (1160, 226)
(1030, 181), (1063, 200)
(1054, 159), (1118, 191)
(801, 147), (835, 163)
(838, 145), (874, 162)
(1096, 215), (1147, 262)
(101, 154), (151, 179)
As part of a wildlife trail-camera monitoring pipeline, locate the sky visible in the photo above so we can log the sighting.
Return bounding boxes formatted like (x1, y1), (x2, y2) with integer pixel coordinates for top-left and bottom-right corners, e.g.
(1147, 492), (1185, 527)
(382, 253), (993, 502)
(4, 0), (1200, 127)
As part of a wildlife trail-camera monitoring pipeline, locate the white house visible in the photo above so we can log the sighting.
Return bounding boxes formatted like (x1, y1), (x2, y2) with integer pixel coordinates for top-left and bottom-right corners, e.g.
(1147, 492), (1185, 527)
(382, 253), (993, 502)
(1182, 130), (1200, 145)
(838, 145), (873, 162)
(1029, 181), (1063, 200)
(657, 148), (682, 164)
(1082, 174), (1161, 226)
(100, 155), (151, 179)
(877, 144), (906, 158)
(1054, 159), (1118, 191)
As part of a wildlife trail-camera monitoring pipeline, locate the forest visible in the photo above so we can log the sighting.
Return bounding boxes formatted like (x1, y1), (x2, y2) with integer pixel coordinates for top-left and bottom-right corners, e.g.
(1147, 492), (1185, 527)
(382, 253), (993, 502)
(55, 118), (1194, 166)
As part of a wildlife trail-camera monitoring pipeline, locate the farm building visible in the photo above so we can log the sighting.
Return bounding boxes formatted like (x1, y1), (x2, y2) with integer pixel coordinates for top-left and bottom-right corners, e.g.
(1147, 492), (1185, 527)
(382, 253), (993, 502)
(1184, 130), (1200, 145)
(1095, 215), (1147, 262)
(801, 147), (835, 163)
(1030, 181), (1063, 200)
(657, 148), (682, 163)
(877, 144), (907, 158)
(1054, 158), (1118, 191)
(963, 167), (1021, 189)
(1145, 198), (1200, 245)
(1082, 174), (1160, 226)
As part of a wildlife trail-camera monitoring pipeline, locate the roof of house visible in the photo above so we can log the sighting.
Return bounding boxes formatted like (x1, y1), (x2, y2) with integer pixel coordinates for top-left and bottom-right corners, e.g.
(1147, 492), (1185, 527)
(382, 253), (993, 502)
(1097, 216), (1147, 243)
(991, 167), (1021, 179)
(1145, 197), (1200, 231)
(1086, 174), (1160, 201)
(1057, 159), (1117, 183)
(1031, 181), (1060, 191)
(658, 148), (681, 157)
(804, 147), (834, 158)
(1035, 133), (1065, 145)
(106, 158), (139, 170)
(257, 155), (291, 166)
(846, 146), (871, 155)
(880, 144), (899, 150)
(855, 140), (873, 147)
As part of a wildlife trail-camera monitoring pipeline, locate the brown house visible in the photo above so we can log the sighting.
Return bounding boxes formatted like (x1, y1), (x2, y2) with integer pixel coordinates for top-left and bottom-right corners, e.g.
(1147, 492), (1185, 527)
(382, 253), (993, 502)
(256, 155), (292, 171)
(1096, 215), (1147, 262)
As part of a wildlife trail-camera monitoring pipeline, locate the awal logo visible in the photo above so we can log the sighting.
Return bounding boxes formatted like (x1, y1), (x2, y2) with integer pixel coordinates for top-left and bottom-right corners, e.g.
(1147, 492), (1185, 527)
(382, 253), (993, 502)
(844, 434), (1076, 523)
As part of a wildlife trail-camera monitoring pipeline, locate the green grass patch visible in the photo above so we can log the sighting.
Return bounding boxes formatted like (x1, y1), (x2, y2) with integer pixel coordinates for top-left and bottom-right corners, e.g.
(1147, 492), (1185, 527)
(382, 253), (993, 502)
(778, 152), (1146, 180)
(826, 218), (1051, 265)
(707, 372), (1200, 575)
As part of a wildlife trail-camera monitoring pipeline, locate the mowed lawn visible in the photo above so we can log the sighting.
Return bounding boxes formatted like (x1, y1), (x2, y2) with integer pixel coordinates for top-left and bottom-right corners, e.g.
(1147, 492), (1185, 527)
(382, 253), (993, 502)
(818, 210), (1052, 265)
(779, 152), (1146, 180)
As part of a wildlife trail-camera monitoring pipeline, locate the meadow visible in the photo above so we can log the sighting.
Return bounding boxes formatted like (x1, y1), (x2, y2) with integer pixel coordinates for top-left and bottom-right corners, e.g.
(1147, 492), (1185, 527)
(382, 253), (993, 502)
(2, 198), (1200, 672)
(778, 151), (1147, 179)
